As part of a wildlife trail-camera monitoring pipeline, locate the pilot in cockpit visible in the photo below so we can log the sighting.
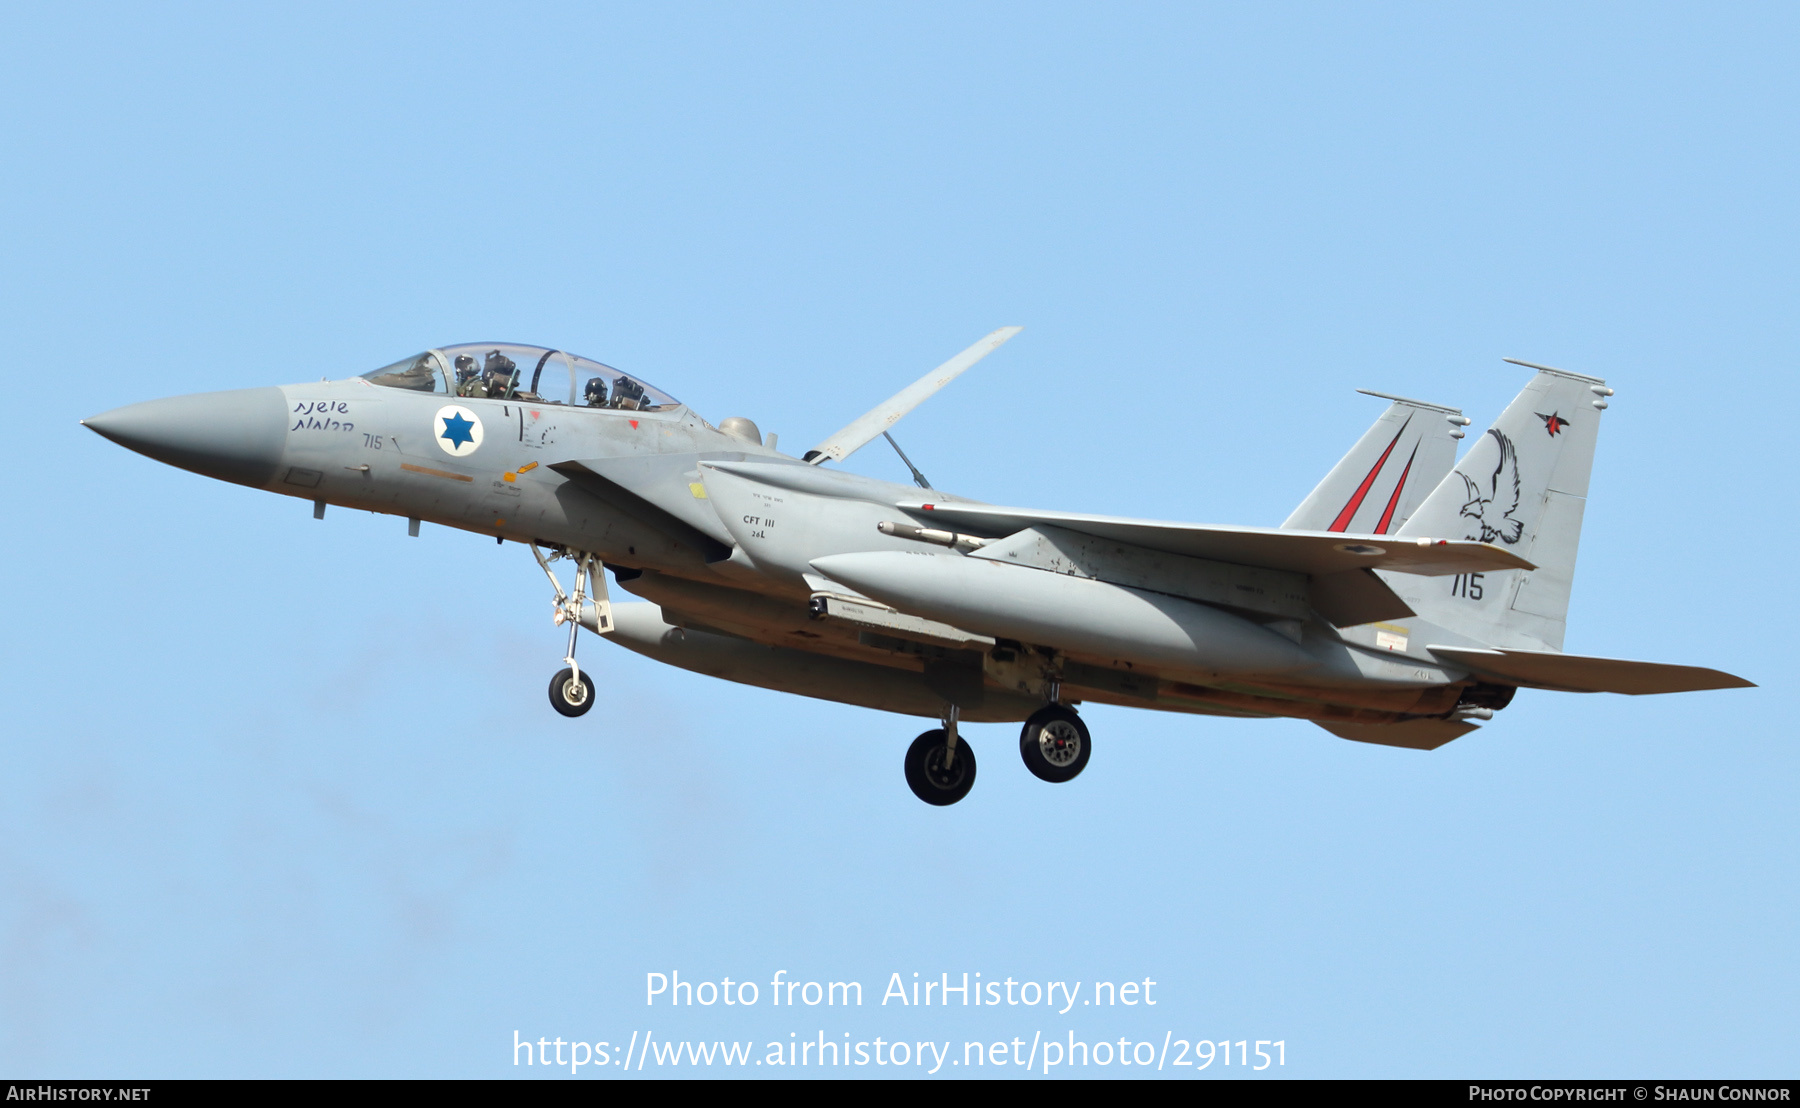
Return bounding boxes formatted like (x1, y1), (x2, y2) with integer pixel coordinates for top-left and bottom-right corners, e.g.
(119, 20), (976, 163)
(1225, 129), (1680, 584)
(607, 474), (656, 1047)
(583, 377), (608, 407)
(482, 350), (518, 401)
(454, 354), (483, 398)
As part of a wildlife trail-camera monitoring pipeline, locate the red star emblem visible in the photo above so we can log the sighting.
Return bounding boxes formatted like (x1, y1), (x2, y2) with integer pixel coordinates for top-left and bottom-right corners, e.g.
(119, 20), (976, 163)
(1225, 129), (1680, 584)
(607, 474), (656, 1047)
(1537, 411), (1569, 437)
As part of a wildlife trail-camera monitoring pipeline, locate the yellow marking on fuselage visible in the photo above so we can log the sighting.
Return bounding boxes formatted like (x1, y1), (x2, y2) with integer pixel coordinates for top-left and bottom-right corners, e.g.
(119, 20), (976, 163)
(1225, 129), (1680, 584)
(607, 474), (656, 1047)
(400, 463), (473, 482)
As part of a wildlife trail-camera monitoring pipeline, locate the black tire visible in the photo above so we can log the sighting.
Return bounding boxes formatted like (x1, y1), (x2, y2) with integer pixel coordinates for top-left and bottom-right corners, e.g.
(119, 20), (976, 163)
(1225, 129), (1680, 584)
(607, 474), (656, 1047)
(549, 667), (596, 717)
(903, 729), (977, 806)
(1019, 704), (1090, 783)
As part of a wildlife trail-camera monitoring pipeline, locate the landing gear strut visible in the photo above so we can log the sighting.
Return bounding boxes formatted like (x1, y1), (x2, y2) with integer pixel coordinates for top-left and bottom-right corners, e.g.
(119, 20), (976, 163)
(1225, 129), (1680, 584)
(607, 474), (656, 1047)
(904, 705), (976, 805)
(532, 544), (612, 718)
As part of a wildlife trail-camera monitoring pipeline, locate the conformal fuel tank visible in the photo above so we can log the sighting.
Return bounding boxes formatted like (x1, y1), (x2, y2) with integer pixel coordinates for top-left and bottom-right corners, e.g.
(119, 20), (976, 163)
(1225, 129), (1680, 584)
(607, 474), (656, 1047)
(809, 551), (1316, 680)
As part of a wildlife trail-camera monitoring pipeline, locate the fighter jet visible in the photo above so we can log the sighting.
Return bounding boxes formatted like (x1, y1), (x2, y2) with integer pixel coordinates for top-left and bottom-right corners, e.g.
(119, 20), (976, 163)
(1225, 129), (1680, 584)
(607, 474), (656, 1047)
(83, 331), (1752, 805)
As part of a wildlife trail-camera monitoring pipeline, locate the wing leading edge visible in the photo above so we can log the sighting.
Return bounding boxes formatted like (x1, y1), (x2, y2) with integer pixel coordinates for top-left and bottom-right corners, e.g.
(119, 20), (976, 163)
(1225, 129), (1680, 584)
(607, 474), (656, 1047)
(898, 501), (1535, 578)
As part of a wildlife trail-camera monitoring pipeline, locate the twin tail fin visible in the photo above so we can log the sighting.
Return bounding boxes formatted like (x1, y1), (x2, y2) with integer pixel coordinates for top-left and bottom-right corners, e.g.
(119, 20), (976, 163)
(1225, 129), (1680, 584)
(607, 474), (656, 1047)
(1284, 391), (1468, 536)
(1390, 362), (1612, 651)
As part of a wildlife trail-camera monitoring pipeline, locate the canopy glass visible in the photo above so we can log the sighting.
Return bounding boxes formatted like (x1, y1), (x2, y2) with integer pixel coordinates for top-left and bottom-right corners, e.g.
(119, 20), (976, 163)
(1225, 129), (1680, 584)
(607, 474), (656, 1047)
(360, 343), (680, 411)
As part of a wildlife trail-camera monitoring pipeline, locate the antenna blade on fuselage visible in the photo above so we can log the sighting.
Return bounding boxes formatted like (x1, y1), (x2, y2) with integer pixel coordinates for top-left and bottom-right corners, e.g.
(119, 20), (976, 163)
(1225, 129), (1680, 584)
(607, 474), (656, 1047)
(805, 326), (1021, 464)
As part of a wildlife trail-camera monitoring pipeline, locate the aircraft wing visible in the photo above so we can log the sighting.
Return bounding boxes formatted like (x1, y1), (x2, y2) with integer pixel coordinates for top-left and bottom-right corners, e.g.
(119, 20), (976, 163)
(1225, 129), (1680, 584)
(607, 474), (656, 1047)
(1427, 646), (1755, 694)
(897, 501), (1535, 578)
(805, 327), (1022, 464)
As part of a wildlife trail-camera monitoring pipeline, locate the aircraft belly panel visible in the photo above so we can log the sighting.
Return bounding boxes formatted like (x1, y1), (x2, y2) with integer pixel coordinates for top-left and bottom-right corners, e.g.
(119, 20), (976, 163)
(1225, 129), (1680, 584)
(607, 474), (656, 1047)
(604, 602), (1038, 721)
(620, 571), (820, 639)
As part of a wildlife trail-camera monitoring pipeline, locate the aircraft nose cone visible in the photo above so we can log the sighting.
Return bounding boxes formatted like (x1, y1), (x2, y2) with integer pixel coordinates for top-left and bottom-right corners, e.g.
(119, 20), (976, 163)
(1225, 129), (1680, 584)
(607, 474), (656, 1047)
(83, 387), (288, 488)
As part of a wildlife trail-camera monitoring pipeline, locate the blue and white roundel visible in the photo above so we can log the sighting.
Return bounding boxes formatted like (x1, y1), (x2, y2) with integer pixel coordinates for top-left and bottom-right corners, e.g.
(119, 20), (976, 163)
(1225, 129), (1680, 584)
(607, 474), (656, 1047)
(433, 404), (484, 457)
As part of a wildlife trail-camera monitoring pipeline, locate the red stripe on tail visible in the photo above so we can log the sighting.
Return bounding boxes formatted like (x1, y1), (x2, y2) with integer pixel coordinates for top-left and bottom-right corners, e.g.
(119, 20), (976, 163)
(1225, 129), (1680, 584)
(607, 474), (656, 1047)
(1327, 421), (1407, 532)
(1372, 444), (1419, 535)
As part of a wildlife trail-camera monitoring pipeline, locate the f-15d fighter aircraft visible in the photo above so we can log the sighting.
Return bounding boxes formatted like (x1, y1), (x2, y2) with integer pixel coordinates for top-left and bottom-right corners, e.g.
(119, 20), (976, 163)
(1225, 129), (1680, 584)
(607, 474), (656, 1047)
(84, 331), (1751, 805)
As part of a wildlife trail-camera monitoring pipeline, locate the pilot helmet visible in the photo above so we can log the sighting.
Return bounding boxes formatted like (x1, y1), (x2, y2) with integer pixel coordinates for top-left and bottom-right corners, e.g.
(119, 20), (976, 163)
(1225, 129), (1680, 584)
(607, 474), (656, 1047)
(454, 354), (478, 381)
(583, 377), (607, 404)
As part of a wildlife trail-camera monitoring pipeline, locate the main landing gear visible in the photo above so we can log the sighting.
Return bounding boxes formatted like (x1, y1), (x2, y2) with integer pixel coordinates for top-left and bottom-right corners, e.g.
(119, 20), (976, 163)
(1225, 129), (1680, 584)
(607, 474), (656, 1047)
(1019, 703), (1091, 783)
(904, 705), (977, 806)
(532, 544), (612, 718)
(1018, 674), (1091, 784)
(901, 690), (1094, 806)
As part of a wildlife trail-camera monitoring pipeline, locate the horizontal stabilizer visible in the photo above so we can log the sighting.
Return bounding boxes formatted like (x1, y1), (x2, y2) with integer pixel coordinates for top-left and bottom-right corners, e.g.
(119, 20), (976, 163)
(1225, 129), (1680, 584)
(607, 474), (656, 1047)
(1427, 646), (1755, 695)
(1315, 718), (1479, 750)
(899, 501), (1535, 578)
(807, 327), (1022, 464)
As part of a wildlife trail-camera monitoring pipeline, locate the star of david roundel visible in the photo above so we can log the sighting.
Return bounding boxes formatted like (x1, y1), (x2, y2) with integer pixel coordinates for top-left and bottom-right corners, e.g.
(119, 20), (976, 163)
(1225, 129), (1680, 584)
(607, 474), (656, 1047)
(433, 404), (484, 457)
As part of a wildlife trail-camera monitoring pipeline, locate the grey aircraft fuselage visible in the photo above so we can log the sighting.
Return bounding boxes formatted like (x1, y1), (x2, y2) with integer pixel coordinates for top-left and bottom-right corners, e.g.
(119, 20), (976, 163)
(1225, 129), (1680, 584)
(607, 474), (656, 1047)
(84, 338), (1752, 805)
(90, 370), (1471, 723)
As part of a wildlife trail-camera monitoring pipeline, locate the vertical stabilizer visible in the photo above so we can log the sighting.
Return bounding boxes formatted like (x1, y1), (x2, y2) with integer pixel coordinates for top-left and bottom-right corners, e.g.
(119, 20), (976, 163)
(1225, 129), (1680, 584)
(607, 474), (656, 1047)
(1283, 391), (1467, 534)
(1391, 362), (1613, 651)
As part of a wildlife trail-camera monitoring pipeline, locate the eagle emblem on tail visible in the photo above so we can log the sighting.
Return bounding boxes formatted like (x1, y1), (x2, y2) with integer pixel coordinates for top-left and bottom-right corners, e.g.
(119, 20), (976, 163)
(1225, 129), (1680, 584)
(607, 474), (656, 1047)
(1457, 428), (1524, 545)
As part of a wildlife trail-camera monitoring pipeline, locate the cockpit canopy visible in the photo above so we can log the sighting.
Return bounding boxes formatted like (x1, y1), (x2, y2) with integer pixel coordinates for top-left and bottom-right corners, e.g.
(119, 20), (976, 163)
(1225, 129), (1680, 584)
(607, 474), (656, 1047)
(360, 343), (680, 412)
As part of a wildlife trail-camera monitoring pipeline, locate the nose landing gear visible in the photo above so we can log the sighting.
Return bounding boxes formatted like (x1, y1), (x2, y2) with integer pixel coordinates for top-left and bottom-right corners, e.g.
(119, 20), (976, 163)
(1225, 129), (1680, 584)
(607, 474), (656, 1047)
(531, 544), (612, 718)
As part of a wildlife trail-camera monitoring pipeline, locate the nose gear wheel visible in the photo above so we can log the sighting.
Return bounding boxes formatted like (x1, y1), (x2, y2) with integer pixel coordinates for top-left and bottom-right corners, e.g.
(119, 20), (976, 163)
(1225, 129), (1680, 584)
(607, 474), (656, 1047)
(549, 667), (596, 717)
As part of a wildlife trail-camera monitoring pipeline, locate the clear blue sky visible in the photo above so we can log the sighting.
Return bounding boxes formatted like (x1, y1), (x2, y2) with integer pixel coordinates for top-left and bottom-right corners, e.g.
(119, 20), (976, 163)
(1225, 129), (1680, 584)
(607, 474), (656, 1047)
(1, 1), (1793, 1078)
